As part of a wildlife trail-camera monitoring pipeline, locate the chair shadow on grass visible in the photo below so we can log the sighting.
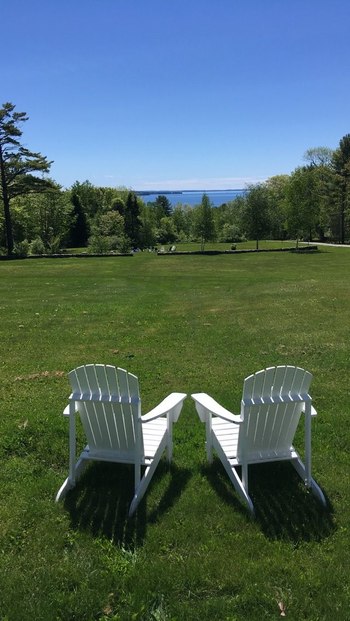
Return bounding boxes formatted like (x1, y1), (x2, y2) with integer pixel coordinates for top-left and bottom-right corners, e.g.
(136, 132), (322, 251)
(202, 459), (335, 544)
(63, 460), (191, 548)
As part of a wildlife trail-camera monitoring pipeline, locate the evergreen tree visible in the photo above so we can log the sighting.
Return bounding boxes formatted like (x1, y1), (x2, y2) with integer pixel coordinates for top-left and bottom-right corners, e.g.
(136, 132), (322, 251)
(331, 134), (350, 243)
(69, 192), (90, 247)
(0, 102), (53, 255)
(153, 195), (172, 224)
(124, 192), (141, 247)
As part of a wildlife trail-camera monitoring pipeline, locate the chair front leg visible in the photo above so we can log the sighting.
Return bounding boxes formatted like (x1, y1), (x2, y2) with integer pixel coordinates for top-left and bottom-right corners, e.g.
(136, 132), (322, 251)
(68, 401), (77, 486)
(304, 401), (312, 487)
(242, 462), (248, 492)
(166, 413), (173, 463)
(206, 413), (213, 463)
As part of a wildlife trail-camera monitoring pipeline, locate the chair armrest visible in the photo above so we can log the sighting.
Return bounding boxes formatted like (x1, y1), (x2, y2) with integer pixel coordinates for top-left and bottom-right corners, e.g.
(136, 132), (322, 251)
(191, 393), (241, 424)
(63, 402), (79, 416)
(302, 404), (317, 417)
(142, 392), (187, 422)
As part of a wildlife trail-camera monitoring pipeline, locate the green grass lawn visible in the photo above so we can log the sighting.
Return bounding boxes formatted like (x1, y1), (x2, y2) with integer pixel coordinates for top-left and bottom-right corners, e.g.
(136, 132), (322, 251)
(0, 246), (349, 620)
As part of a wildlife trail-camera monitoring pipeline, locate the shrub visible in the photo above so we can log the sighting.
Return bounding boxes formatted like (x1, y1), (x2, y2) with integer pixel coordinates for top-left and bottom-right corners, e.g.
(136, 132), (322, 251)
(88, 235), (110, 254)
(47, 235), (61, 254)
(29, 237), (46, 255)
(13, 239), (30, 257)
(88, 234), (132, 254)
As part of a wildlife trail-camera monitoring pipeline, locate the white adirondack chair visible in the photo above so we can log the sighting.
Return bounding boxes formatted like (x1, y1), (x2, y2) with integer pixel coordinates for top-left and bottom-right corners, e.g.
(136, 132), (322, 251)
(192, 366), (326, 515)
(56, 364), (186, 516)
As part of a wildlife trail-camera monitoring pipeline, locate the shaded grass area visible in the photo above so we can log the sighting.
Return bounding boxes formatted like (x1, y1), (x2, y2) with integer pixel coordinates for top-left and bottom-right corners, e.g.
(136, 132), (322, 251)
(0, 246), (349, 620)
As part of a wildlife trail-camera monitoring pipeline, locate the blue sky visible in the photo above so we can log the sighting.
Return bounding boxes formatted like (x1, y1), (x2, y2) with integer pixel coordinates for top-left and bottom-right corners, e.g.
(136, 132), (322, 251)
(2, 0), (350, 190)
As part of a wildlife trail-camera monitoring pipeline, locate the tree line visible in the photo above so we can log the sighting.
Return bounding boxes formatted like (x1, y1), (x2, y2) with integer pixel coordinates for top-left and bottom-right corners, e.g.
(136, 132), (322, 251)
(1, 102), (350, 256)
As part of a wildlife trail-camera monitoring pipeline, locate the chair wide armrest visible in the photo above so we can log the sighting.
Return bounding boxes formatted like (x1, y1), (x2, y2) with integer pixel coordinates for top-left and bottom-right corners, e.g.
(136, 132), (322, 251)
(142, 392), (187, 423)
(191, 392), (241, 424)
(303, 404), (317, 417)
(63, 402), (79, 416)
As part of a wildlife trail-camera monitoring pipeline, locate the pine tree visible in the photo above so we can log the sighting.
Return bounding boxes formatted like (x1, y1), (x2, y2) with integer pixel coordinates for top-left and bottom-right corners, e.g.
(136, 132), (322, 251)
(124, 192), (141, 247)
(69, 192), (90, 248)
(0, 102), (52, 255)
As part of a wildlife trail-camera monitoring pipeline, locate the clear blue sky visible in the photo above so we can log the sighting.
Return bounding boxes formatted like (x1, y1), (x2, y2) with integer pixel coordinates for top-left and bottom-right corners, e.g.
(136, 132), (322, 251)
(2, 0), (350, 190)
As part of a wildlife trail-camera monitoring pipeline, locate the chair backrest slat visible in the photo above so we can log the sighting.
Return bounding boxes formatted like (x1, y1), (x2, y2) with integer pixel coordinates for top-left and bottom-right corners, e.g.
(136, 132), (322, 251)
(94, 364), (110, 396)
(69, 364), (143, 460)
(105, 364), (120, 395)
(116, 367), (130, 399)
(238, 366), (312, 459)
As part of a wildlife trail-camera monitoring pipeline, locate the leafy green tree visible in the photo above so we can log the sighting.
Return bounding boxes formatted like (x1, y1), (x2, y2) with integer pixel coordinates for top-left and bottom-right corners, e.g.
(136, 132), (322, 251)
(285, 167), (319, 246)
(70, 180), (103, 219)
(304, 146), (333, 167)
(264, 175), (290, 240)
(111, 197), (126, 215)
(11, 181), (72, 252)
(214, 196), (246, 242)
(157, 216), (177, 244)
(32, 186), (72, 251)
(138, 207), (157, 248)
(0, 102), (52, 255)
(98, 211), (125, 237)
(194, 193), (216, 250)
(9, 184), (72, 251)
(88, 210), (129, 253)
(241, 184), (270, 249)
(172, 204), (194, 241)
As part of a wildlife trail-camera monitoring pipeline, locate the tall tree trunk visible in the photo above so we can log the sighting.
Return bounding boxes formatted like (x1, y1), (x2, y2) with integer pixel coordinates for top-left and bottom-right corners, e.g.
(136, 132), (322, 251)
(0, 146), (14, 255)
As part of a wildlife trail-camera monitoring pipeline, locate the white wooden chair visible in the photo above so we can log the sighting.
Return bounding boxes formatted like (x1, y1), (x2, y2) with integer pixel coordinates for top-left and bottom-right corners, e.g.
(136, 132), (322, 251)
(192, 366), (326, 515)
(56, 364), (186, 516)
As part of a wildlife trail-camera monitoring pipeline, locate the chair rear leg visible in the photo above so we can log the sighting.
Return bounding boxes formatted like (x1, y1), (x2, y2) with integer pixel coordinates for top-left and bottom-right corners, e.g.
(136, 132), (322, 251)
(291, 457), (327, 506)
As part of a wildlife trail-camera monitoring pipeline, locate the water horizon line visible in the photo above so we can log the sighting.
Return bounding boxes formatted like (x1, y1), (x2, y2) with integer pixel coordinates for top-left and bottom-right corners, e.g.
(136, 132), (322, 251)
(136, 188), (246, 195)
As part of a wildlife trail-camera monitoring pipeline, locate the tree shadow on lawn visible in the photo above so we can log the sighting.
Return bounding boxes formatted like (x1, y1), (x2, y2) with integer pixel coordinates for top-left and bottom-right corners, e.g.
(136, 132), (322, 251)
(203, 459), (335, 544)
(64, 460), (191, 548)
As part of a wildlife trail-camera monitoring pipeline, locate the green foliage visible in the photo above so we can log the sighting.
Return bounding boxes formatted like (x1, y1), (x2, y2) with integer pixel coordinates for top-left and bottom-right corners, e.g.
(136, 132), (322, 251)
(157, 216), (177, 244)
(286, 167), (319, 246)
(0, 102), (53, 255)
(29, 236), (46, 255)
(214, 198), (247, 242)
(264, 175), (289, 239)
(124, 191), (141, 247)
(13, 239), (29, 257)
(98, 211), (125, 237)
(69, 192), (90, 247)
(172, 204), (194, 241)
(304, 146), (334, 167)
(88, 210), (130, 253)
(193, 193), (216, 250)
(4, 121), (350, 255)
(152, 194), (172, 224)
(241, 184), (270, 249)
(330, 134), (350, 243)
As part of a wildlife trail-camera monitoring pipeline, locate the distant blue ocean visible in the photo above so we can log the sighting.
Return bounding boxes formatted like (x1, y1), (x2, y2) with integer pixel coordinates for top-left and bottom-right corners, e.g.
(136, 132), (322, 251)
(136, 189), (245, 207)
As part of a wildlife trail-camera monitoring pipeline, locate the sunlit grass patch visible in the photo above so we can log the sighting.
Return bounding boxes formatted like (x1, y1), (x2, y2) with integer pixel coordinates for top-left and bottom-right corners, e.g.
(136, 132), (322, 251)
(0, 248), (349, 620)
